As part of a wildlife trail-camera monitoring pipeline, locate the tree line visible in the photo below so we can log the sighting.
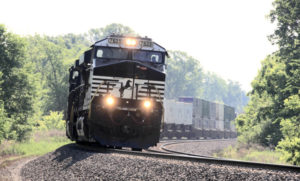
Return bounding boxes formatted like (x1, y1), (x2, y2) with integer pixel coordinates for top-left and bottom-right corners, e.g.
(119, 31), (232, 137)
(165, 51), (248, 112)
(235, 0), (300, 165)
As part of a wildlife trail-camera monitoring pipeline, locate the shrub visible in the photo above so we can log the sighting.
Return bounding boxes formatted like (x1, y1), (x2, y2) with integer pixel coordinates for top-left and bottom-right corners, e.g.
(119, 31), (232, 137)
(277, 137), (300, 165)
(36, 111), (65, 130)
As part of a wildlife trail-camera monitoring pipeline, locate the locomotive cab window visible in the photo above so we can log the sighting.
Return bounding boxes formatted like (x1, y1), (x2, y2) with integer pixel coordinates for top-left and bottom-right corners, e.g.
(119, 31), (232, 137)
(96, 49), (103, 57)
(133, 50), (163, 63)
(72, 71), (79, 80)
(96, 47), (128, 59)
(151, 55), (159, 63)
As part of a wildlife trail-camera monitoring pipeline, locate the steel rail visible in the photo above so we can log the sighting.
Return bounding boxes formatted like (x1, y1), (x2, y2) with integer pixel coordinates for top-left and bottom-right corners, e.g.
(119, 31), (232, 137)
(145, 139), (219, 157)
(159, 141), (217, 159)
(146, 139), (234, 158)
(72, 143), (300, 172)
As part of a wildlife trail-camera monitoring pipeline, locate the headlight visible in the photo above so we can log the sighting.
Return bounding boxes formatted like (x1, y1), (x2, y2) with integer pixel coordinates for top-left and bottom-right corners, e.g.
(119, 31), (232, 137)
(125, 38), (137, 46)
(143, 100), (151, 108)
(105, 96), (115, 106)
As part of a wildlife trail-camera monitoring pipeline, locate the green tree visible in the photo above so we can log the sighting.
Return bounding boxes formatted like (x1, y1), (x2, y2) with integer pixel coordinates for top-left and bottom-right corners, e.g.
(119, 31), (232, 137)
(0, 24), (37, 141)
(165, 51), (204, 98)
(36, 111), (65, 130)
(236, 55), (286, 146)
(26, 35), (69, 113)
(201, 72), (227, 103)
(276, 93), (300, 165)
(224, 80), (248, 113)
(268, 0), (299, 165)
(236, 0), (300, 165)
(0, 71), (7, 143)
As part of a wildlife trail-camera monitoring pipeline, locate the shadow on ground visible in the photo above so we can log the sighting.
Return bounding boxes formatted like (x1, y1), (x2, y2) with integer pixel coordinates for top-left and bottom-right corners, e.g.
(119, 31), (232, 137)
(51, 143), (109, 169)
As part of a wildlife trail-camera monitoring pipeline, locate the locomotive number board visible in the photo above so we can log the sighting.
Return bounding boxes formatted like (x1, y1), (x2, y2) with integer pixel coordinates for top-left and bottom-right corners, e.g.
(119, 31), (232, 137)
(108, 37), (153, 48)
(139, 40), (153, 47)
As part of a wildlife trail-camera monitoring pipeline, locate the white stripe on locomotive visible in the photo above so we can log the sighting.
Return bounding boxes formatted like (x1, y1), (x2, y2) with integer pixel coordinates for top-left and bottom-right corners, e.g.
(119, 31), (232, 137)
(90, 75), (165, 102)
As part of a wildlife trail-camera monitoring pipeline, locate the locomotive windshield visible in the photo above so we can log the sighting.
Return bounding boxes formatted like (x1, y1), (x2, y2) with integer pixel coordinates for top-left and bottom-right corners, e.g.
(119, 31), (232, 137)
(96, 47), (163, 63)
(132, 50), (163, 63)
(96, 47), (128, 59)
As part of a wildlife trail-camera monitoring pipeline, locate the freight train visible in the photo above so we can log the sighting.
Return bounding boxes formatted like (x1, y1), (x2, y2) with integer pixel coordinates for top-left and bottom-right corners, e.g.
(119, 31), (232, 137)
(66, 35), (168, 150)
(161, 97), (237, 139)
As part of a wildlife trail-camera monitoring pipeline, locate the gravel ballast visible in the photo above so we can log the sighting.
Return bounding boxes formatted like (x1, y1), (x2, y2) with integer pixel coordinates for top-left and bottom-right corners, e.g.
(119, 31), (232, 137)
(161, 139), (237, 156)
(22, 144), (299, 180)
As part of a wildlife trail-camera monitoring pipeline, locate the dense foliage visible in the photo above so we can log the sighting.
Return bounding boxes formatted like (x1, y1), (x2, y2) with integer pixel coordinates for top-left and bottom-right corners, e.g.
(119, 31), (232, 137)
(165, 51), (203, 99)
(36, 111), (65, 131)
(236, 0), (300, 165)
(0, 23), (248, 144)
(0, 25), (37, 142)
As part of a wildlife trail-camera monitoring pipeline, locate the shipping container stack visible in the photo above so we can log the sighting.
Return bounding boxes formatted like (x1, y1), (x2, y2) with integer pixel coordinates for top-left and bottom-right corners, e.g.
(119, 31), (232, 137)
(164, 99), (193, 125)
(162, 97), (237, 139)
(209, 102), (217, 129)
(216, 103), (224, 130)
(192, 98), (202, 129)
(191, 98), (236, 138)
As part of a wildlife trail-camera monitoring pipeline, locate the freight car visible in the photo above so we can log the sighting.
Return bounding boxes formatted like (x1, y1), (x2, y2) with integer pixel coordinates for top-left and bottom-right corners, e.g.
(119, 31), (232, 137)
(66, 35), (168, 150)
(161, 98), (237, 139)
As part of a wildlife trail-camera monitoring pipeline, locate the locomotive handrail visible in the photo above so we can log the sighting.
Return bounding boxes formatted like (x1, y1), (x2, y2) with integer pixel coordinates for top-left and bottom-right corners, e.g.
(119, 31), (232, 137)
(68, 84), (85, 96)
(88, 81), (105, 119)
(153, 85), (165, 130)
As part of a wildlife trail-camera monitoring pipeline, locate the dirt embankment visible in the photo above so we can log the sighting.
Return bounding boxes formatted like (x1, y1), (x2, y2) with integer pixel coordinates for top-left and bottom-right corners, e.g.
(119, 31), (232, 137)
(0, 156), (37, 181)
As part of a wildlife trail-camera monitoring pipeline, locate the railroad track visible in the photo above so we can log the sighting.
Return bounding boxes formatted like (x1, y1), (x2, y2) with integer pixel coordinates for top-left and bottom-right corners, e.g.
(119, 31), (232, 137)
(74, 142), (300, 172)
(145, 139), (221, 158)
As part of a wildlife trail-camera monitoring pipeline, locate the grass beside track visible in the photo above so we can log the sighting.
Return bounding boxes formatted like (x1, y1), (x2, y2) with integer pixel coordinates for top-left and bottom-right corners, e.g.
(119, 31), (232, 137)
(0, 130), (72, 159)
(214, 143), (287, 165)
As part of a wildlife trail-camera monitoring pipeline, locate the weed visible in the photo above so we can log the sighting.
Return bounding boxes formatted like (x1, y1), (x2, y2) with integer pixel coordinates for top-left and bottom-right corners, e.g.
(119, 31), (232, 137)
(0, 130), (72, 158)
(214, 143), (287, 165)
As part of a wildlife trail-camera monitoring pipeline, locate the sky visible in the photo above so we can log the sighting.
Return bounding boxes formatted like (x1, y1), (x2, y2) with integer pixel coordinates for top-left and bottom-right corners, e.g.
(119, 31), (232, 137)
(0, 0), (277, 91)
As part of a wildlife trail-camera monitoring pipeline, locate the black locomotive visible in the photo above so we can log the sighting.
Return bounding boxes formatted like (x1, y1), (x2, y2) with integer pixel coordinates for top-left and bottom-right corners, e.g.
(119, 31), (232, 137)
(66, 35), (168, 150)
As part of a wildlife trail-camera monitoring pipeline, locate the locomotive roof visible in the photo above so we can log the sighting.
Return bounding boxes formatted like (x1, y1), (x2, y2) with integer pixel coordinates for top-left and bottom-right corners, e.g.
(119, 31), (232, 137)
(91, 35), (168, 53)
